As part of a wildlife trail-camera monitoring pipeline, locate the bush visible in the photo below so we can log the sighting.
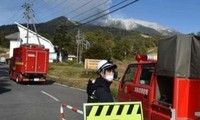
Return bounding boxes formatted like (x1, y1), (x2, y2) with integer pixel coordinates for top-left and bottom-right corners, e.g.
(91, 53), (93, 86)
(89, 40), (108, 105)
(82, 44), (111, 60)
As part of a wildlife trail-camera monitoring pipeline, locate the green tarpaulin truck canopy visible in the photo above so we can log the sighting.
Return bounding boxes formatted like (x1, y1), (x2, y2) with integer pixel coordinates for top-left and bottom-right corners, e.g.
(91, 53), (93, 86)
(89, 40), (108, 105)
(156, 34), (200, 79)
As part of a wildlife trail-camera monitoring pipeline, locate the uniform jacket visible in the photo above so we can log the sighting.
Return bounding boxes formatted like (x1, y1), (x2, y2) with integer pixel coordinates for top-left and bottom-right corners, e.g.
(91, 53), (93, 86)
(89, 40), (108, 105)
(93, 76), (114, 102)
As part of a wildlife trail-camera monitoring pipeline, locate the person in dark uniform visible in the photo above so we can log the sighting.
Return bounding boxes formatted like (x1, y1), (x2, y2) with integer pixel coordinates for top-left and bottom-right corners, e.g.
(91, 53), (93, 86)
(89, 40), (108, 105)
(87, 60), (117, 102)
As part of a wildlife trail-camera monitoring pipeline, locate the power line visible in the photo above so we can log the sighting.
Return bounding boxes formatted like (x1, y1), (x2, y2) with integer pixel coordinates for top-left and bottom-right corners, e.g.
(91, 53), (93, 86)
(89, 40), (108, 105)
(70, 0), (109, 20)
(32, 0), (56, 9)
(6, 0), (40, 25)
(63, 0), (95, 16)
(23, 0), (107, 24)
(6, 6), (24, 25)
(28, 0), (67, 23)
(9, 0), (138, 29)
(70, 0), (139, 30)
(35, 0), (71, 18)
(34, 0), (102, 22)
(78, 0), (129, 23)
(48, 0), (90, 18)
(33, 0), (61, 14)
(38, 0), (58, 9)
(31, 0), (43, 6)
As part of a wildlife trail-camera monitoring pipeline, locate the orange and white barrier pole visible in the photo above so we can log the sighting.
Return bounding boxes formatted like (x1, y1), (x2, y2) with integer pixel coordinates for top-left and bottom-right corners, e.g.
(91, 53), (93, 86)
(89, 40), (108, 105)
(60, 104), (65, 120)
(60, 103), (83, 120)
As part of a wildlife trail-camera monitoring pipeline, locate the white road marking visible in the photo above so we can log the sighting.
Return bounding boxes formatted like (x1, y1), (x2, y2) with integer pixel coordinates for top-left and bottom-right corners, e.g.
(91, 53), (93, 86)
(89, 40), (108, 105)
(54, 83), (68, 87)
(70, 87), (86, 92)
(41, 91), (60, 102)
(54, 83), (86, 92)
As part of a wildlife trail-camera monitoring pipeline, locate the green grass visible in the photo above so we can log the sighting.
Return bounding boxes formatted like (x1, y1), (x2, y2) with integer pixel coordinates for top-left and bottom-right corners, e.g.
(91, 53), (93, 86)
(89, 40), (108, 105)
(47, 60), (132, 99)
(0, 46), (9, 57)
(47, 62), (89, 89)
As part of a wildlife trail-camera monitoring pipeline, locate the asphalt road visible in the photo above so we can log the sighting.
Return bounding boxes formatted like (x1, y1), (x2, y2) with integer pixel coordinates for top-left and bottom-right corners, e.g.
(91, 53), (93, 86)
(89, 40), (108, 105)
(0, 63), (87, 120)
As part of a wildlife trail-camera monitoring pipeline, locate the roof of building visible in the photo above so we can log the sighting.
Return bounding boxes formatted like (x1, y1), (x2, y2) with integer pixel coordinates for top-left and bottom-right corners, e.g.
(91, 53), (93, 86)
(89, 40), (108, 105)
(5, 32), (20, 40)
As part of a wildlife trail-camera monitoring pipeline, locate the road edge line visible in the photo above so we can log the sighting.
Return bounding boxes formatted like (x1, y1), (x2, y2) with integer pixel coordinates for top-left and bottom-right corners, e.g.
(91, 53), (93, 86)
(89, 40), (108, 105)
(41, 91), (60, 102)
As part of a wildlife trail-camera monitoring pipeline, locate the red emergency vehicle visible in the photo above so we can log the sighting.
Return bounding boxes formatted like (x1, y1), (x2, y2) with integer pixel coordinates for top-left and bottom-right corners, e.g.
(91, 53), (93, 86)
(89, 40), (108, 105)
(9, 44), (49, 83)
(117, 34), (200, 120)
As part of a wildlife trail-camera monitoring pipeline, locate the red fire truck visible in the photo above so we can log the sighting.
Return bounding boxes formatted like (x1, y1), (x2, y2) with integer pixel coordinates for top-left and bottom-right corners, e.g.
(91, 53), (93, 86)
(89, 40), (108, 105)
(117, 34), (200, 120)
(9, 44), (49, 83)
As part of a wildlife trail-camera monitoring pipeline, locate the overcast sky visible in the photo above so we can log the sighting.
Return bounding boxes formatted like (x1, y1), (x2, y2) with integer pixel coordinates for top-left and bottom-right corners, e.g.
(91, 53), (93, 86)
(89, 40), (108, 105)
(0, 0), (199, 34)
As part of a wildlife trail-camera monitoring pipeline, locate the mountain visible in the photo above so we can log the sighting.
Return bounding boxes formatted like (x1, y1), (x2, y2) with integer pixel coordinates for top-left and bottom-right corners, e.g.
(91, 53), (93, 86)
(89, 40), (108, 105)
(35, 16), (78, 34)
(0, 16), (177, 37)
(95, 18), (178, 36)
(0, 16), (176, 47)
(35, 16), (178, 36)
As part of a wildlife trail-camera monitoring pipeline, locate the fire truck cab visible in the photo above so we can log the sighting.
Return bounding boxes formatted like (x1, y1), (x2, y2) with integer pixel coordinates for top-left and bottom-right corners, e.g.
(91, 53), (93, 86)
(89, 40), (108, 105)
(117, 34), (200, 120)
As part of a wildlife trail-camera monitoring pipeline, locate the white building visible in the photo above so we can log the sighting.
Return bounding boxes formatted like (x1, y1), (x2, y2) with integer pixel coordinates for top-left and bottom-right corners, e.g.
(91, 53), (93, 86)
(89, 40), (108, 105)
(5, 22), (57, 62)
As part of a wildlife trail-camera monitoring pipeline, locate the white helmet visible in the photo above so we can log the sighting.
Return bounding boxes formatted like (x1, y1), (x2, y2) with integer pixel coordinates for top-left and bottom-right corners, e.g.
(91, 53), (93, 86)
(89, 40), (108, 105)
(97, 60), (117, 74)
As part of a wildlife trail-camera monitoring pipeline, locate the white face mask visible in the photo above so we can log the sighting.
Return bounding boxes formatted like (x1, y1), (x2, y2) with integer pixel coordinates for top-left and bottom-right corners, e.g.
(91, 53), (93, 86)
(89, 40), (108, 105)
(105, 75), (114, 82)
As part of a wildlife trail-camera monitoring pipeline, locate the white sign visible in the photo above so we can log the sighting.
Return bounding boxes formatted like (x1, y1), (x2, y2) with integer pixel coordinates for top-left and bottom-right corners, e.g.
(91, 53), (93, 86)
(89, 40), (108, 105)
(134, 87), (149, 95)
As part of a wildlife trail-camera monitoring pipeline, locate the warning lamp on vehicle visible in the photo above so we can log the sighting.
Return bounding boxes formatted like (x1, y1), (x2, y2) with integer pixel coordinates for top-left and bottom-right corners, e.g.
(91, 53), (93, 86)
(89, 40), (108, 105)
(135, 53), (157, 62)
(135, 54), (147, 62)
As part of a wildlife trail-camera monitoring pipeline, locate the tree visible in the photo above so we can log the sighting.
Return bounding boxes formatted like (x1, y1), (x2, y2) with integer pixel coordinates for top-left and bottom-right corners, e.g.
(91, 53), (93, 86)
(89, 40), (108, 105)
(53, 25), (76, 55)
(82, 44), (110, 60)
(85, 29), (115, 58)
(113, 39), (132, 60)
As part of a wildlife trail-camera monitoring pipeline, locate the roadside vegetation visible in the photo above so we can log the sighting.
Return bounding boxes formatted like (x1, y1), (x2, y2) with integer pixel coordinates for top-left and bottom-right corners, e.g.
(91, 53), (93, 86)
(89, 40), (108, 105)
(0, 46), (9, 56)
(40, 25), (160, 99)
(47, 47), (157, 99)
(0, 17), (161, 99)
(47, 59), (132, 99)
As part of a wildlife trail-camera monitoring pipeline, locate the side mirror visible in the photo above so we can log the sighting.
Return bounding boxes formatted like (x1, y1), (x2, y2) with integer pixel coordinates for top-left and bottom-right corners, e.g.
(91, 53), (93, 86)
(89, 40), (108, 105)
(114, 70), (118, 80)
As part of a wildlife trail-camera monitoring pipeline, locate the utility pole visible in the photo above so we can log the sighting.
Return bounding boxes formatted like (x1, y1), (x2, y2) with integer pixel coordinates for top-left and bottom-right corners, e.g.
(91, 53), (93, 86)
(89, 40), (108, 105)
(22, 1), (41, 45)
(76, 30), (82, 64)
(76, 30), (90, 64)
